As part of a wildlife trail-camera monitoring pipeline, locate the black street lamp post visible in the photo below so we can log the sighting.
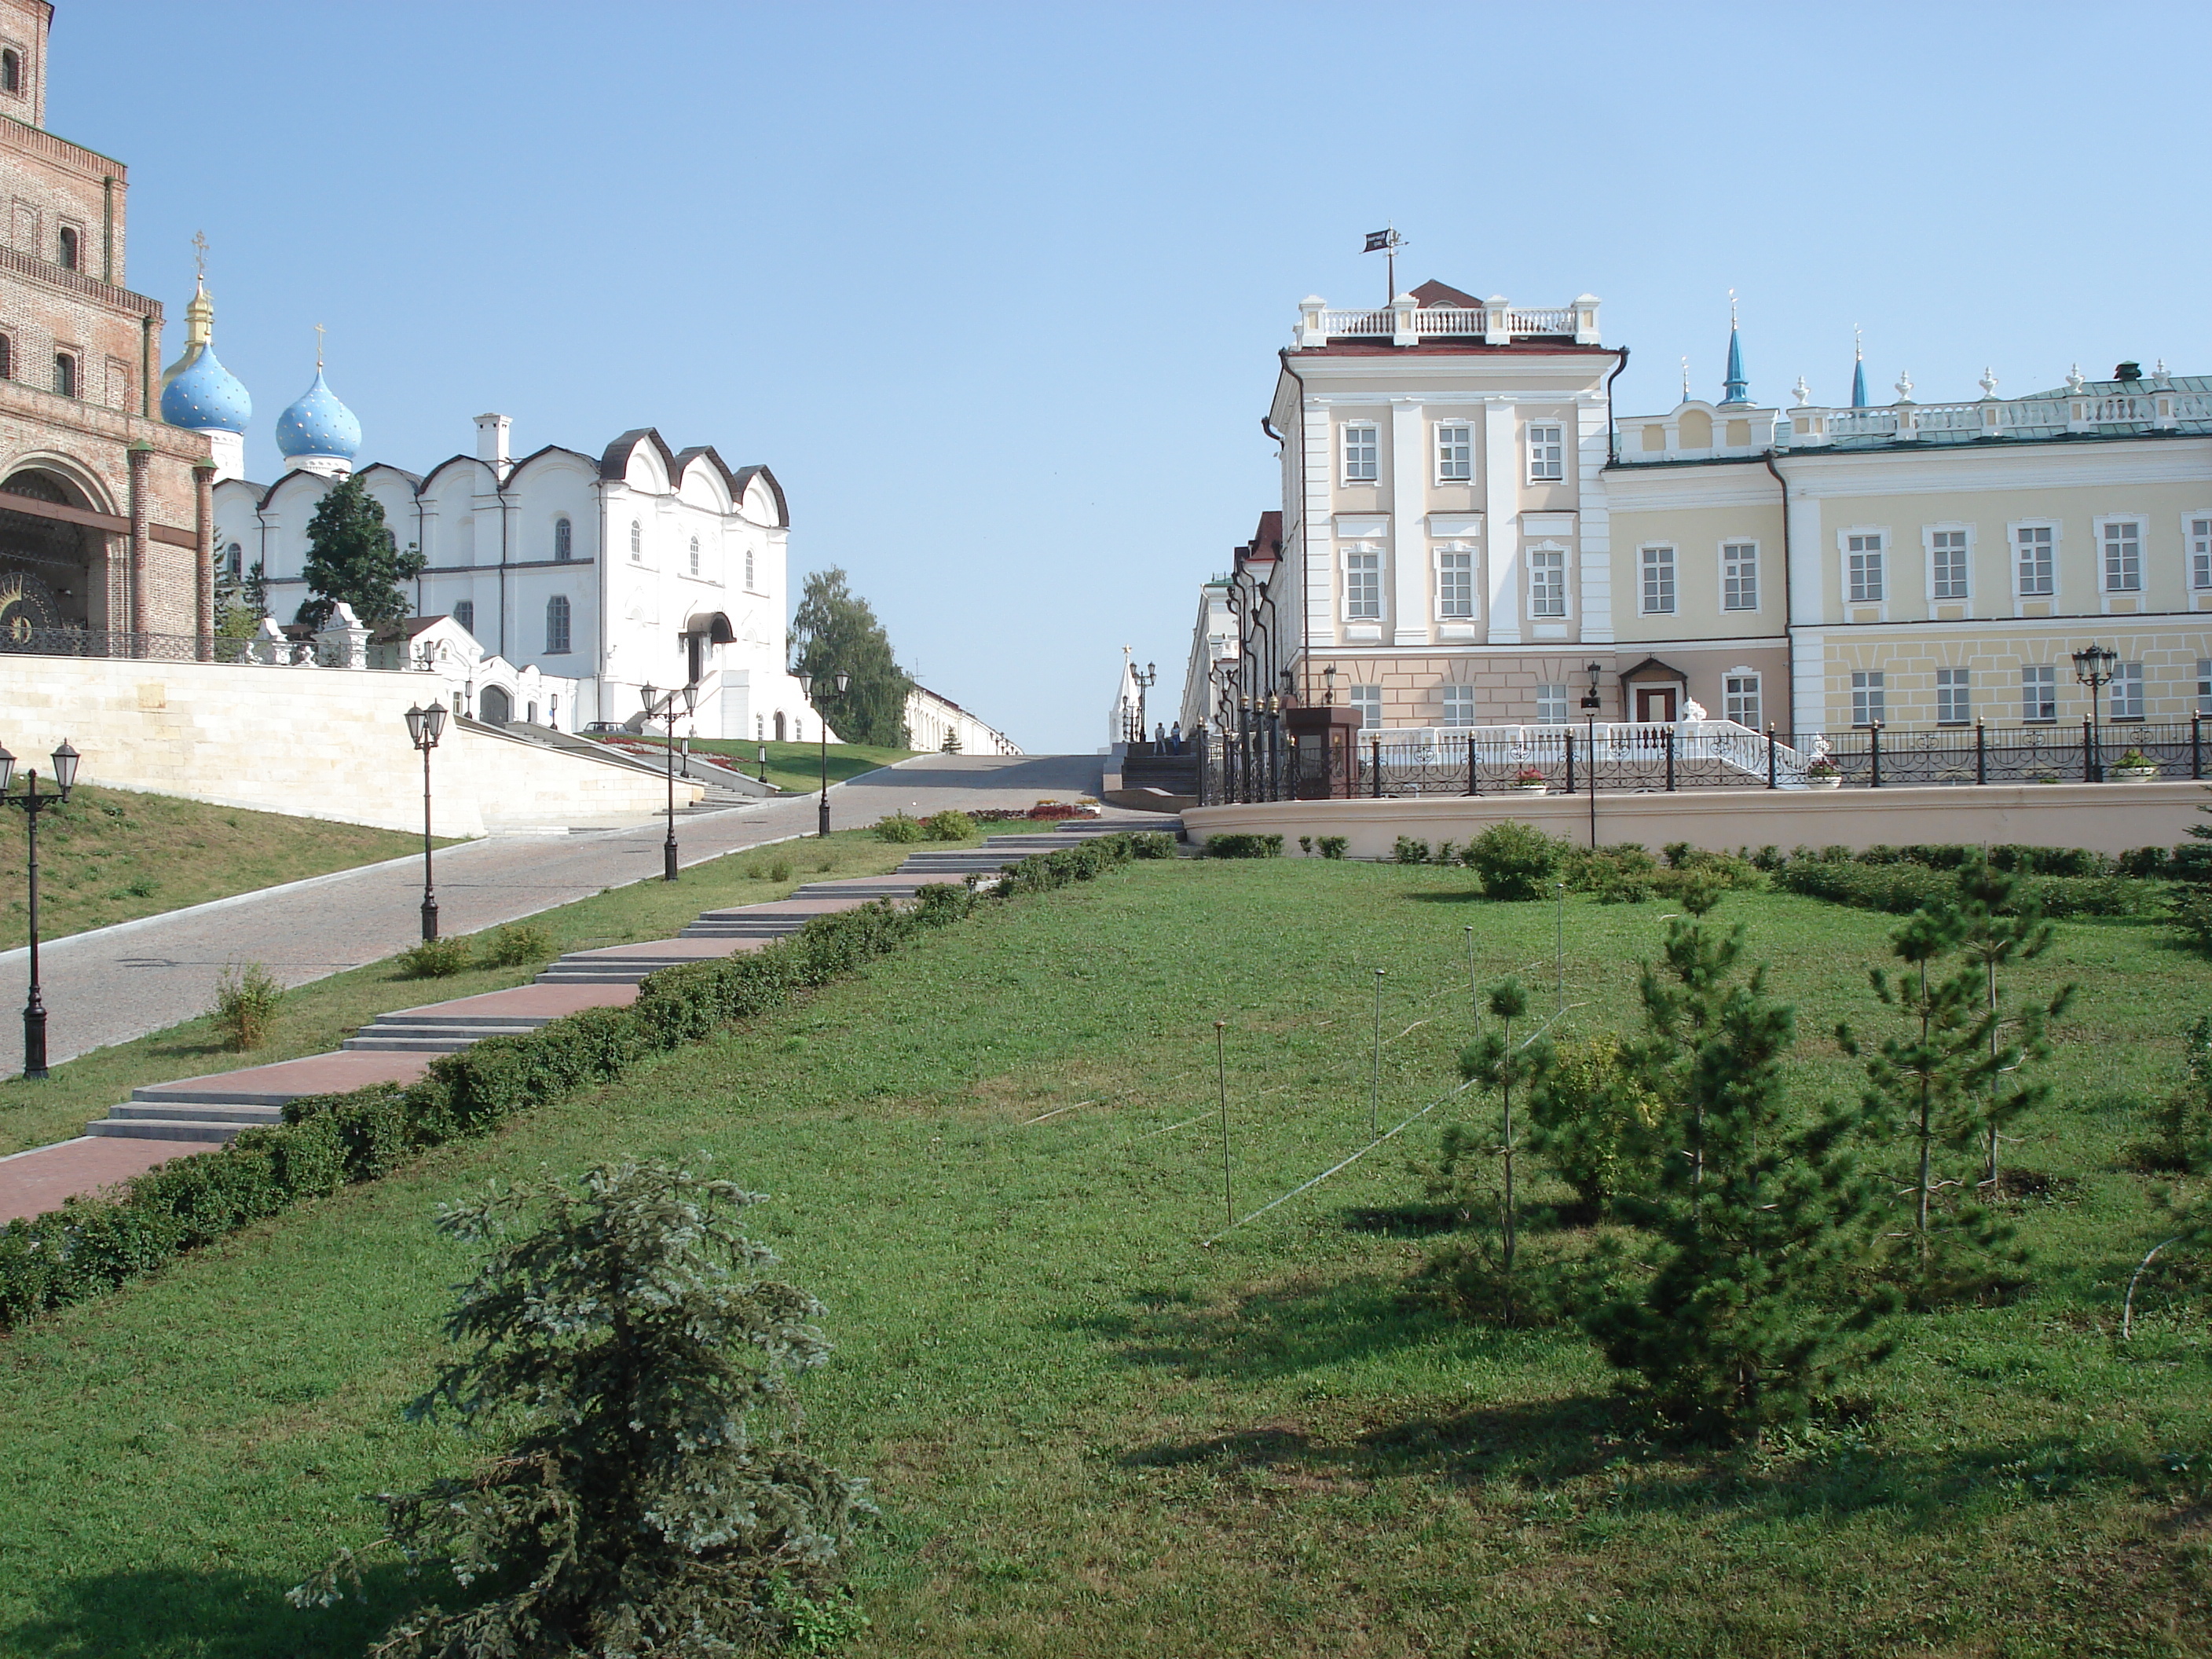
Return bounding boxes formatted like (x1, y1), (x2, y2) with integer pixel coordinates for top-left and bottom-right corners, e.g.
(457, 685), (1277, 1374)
(2072, 643), (2119, 782)
(1, 738), (80, 1079)
(797, 671), (851, 836)
(641, 680), (698, 880)
(403, 701), (448, 939)
(1132, 660), (1157, 744)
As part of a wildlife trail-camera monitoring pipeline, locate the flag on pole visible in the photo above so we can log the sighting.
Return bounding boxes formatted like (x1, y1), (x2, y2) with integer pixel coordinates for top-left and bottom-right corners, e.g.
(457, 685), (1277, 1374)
(1364, 229), (1392, 252)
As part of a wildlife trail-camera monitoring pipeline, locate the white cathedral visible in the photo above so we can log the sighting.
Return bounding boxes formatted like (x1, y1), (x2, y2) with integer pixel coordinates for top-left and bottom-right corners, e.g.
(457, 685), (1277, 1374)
(158, 280), (830, 740)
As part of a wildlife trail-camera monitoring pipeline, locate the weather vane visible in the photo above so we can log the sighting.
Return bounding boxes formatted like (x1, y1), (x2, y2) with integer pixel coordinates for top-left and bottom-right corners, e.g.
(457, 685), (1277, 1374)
(1362, 223), (1406, 307)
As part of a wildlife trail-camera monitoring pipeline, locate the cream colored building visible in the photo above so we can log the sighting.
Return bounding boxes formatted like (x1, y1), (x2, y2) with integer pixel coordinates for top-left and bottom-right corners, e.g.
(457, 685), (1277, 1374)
(1216, 280), (2212, 742)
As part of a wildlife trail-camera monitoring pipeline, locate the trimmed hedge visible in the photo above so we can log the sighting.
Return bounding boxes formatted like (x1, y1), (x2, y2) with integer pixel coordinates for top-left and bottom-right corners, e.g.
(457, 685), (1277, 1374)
(0, 875), (1062, 1331)
(1774, 857), (2157, 919)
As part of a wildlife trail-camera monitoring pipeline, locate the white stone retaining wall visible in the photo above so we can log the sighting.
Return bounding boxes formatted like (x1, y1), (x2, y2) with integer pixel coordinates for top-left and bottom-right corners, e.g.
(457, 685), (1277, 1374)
(0, 654), (702, 836)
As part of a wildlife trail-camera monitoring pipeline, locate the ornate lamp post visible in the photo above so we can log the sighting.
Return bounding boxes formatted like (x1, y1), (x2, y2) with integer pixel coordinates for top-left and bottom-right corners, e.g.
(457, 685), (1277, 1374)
(1132, 660), (1158, 743)
(640, 680), (698, 880)
(2072, 643), (2118, 782)
(1322, 664), (1338, 705)
(402, 701), (448, 939)
(1, 737), (80, 1079)
(797, 670), (849, 837)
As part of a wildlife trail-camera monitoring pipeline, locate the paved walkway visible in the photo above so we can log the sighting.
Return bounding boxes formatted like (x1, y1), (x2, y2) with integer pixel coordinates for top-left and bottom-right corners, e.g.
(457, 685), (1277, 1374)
(0, 819), (1148, 1221)
(0, 751), (1128, 1072)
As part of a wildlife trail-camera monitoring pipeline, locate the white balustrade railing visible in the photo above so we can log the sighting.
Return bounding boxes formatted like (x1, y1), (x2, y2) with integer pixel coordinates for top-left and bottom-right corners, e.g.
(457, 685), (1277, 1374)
(1300, 298), (1594, 346)
(1367, 720), (1811, 784)
(1992, 397), (2066, 430)
(2086, 393), (2157, 423)
(1316, 309), (1393, 335)
(1507, 307), (1574, 335)
(1416, 306), (1488, 335)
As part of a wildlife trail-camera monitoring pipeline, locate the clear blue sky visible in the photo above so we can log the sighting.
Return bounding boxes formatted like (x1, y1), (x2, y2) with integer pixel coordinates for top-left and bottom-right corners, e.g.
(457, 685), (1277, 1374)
(68, 2), (2212, 753)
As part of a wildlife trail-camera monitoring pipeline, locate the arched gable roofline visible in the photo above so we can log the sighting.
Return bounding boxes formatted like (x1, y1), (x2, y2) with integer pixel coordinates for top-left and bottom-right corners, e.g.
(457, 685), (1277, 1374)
(0, 451), (119, 514)
(257, 467), (339, 512)
(674, 444), (738, 495)
(353, 460), (424, 496)
(503, 443), (599, 487)
(419, 452), (509, 494)
(599, 427), (678, 492)
(731, 463), (789, 527)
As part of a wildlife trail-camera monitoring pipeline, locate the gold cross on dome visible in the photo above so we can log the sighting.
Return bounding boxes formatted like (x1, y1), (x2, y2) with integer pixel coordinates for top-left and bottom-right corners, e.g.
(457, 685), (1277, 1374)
(314, 322), (325, 369)
(191, 229), (207, 283)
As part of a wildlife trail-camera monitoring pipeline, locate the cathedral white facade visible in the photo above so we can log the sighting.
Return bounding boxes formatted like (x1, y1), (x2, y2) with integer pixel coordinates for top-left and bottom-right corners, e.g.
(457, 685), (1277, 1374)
(165, 288), (830, 739)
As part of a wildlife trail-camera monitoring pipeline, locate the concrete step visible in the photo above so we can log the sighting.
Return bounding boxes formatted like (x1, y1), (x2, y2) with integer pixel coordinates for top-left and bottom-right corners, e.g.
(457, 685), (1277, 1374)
(535, 967), (658, 985)
(87, 1099), (286, 1142)
(86, 1117), (265, 1143)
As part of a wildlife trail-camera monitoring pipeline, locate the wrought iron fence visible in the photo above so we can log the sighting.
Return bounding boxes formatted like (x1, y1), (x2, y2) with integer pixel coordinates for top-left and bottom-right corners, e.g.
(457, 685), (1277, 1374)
(1196, 716), (2208, 804)
(0, 626), (258, 664)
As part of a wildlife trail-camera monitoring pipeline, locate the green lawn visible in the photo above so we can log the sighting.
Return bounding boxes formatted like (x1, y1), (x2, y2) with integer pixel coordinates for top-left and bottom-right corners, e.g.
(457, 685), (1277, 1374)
(0, 784), (454, 947)
(3, 861), (2210, 1656)
(621, 736), (921, 797)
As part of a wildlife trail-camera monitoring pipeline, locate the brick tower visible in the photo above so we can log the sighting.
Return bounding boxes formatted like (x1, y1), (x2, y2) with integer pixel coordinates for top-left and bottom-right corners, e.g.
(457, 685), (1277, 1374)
(0, 0), (214, 653)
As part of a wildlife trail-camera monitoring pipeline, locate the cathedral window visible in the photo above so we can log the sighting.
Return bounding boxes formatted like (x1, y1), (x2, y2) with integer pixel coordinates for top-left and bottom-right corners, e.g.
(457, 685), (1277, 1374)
(453, 599), (474, 635)
(50, 352), (73, 397)
(222, 542), (242, 581)
(630, 521), (642, 562)
(745, 544), (755, 589)
(553, 517), (572, 561)
(56, 226), (76, 271)
(2, 51), (20, 94)
(689, 536), (700, 577)
(545, 595), (571, 654)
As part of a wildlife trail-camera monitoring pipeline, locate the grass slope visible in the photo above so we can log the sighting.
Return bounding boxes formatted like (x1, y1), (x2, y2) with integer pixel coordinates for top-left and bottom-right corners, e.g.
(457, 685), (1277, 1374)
(619, 736), (921, 797)
(0, 784), (449, 947)
(2, 861), (2210, 1656)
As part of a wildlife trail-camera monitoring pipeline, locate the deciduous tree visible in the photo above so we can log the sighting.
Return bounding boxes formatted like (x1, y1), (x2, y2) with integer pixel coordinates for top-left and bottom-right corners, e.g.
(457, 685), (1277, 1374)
(788, 567), (913, 748)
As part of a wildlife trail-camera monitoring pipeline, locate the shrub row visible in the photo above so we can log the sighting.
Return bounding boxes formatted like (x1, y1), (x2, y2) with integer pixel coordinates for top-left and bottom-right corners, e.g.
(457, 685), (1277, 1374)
(0, 871), (1092, 1331)
(1772, 858), (2156, 918)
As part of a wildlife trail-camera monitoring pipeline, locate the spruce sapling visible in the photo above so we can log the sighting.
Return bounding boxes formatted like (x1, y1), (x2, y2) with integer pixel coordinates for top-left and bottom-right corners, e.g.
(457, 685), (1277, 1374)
(1456, 976), (1549, 1282)
(1953, 855), (2073, 1196)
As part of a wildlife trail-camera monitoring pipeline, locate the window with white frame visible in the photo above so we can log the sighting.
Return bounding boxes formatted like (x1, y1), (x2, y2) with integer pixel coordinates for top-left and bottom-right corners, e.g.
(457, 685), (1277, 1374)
(1722, 542), (1757, 610)
(2198, 659), (2212, 716)
(1847, 533), (1884, 603)
(745, 544), (756, 590)
(629, 520), (643, 562)
(1936, 666), (1972, 725)
(1526, 423), (1565, 482)
(1342, 423), (1379, 483)
(689, 535), (701, 577)
(453, 599), (475, 636)
(1344, 551), (1382, 619)
(1349, 684), (1383, 729)
(2015, 524), (2055, 595)
(2191, 518), (2212, 590)
(1723, 672), (1762, 728)
(553, 517), (572, 562)
(2102, 520), (2143, 592)
(1640, 544), (1676, 614)
(1930, 528), (1969, 600)
(1528, 547), (1566, 617)
(1437, 550), (1475, 617)
(1536, 683), (1569, 723)
(2021, 662), (2056, 722)
(1441, 685), (1476, 727)
(2112, 661), (2144, 720)
(1851, 670), (1884, 727)
(545, 595), (571, 654)
(1435, 423), (1472, 482)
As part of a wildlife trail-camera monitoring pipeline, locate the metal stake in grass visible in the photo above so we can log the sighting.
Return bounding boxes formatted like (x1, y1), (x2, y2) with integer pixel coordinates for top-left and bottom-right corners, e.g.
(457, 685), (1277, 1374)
(1464, 925), (1478, 1036)
(1214, 1020), (1233, 1229)
(1555, 880), (1567, 1015)
(1370, 967), (1386, 1142)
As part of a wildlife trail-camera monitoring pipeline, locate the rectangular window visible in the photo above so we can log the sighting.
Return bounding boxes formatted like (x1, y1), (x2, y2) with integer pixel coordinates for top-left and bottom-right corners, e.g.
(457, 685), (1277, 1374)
(50, 352), (73, 397)
(2191, 518), (2212, 590)
(1723, 672), (1762, 729)
(2021, 663), (2056, 722)
(453, 599), (475, 636)
(1441, 686), (1477, 727)
(1435, 423), (1472, 482)
(2198, 659), (2212, 716)
(1437, 551), (1475, 617)
(1536, 683), (1569, 724)
(1851, 670), (1884, 727)
(1342, 423), (1379, 483)
(1640, 545), (1676, 614)
(1848, 533), (1884, 603)
(1936, 666), (1972, 725)
(1349, 684), (1383, 729)
(1528, 548), (1566, 617)
(2016, 525), (2055, 595)
(2112, 661), (2144, 720)
(1344, 551), (1382, 618)
(1526, 423), (1565, 482)
(1722, 542), (1758, 610)
(2102, 520), (2143, 591)
(1931, 529), (1969, 599)
(745, 544), (756, 589)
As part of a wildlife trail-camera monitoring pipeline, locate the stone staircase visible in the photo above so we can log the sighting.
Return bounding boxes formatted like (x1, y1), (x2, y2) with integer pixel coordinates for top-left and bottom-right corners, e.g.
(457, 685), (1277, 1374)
(82, 819), (1173, 1144)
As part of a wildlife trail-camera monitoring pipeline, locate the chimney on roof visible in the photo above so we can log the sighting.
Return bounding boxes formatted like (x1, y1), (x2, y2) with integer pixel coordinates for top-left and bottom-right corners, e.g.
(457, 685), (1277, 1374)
(474, 412), (512, 481)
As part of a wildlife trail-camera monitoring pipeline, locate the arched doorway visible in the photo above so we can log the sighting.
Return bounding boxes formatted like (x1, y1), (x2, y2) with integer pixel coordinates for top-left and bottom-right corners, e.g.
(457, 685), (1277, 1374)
(0, 467), (108, 637)
(480, 685), (513, 726)
(773, 709), (786, 742)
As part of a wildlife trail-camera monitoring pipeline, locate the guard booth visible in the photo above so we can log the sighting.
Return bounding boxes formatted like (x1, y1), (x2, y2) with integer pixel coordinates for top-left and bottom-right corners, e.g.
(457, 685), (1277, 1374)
(1285, 704), (1363, 798)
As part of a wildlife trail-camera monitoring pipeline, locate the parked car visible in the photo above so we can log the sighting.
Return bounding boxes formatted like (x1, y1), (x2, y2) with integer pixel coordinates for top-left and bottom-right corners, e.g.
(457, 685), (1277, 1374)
(580, 721), (628, 734)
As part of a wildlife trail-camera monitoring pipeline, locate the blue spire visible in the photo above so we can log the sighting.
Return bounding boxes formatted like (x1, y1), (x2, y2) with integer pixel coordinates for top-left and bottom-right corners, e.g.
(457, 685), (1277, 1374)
(1850, 330), (1869, 408)
(1720, 322), (1749, 405)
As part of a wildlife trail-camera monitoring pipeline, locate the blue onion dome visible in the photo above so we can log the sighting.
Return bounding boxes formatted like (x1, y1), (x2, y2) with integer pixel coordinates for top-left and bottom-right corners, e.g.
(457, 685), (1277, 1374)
(159, 341), (251, 434)
(275, 368), (362, 461)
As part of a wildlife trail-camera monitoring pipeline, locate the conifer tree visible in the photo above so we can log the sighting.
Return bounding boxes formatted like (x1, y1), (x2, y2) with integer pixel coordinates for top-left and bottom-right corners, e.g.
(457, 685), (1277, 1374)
(1952, 856), (2070, 1196)
(1589, 912), (1895, 1438)
(788, 567), (914, 747)
(1457, 976), (1549, 1286)
(291, 1162), (870, 1655)
(298, 475), (424, 631)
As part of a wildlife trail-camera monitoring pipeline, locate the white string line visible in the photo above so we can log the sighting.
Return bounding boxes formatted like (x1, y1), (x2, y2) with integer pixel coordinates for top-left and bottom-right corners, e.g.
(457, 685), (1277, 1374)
(1021, 1100), (1095, 1125)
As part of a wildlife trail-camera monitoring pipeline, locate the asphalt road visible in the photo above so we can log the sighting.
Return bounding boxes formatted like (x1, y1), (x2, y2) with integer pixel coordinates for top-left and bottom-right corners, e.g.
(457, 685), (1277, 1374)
(0, 752), (1136, 1070)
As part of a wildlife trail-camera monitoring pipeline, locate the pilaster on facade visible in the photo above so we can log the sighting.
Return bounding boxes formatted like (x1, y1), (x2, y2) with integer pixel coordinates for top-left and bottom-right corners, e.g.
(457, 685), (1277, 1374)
(1301, 397), (1334, 646)
(1790, 628), (1826, 739)
(1481, 397), (1520, 643)
(1389, 397), (1426, 643)
(1575, 395), (1613, 644)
